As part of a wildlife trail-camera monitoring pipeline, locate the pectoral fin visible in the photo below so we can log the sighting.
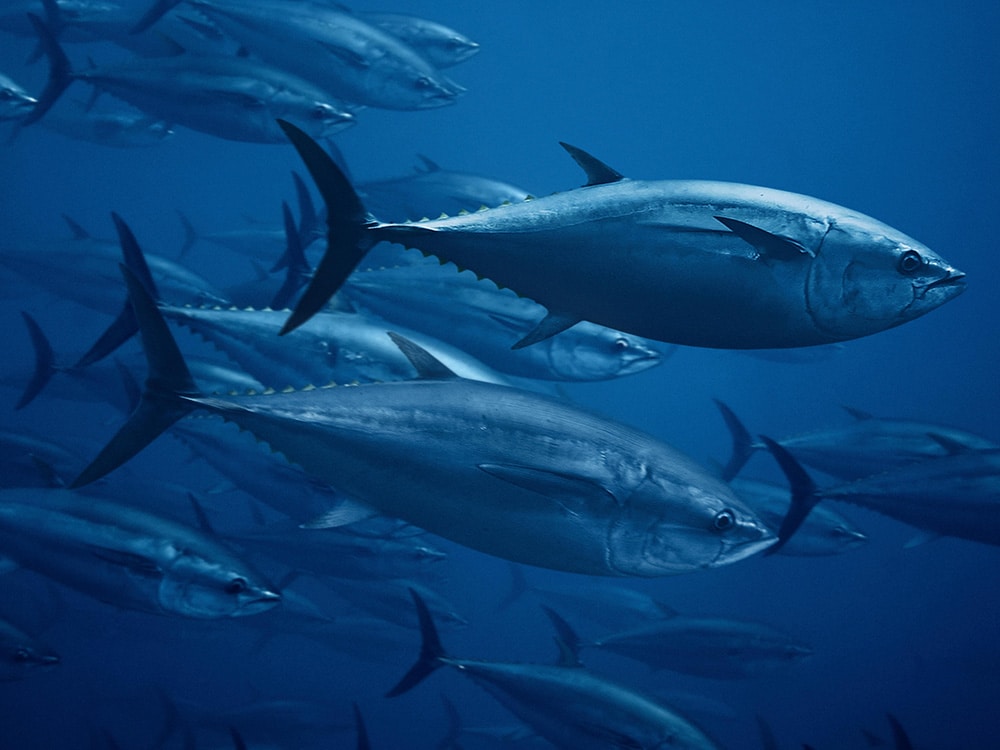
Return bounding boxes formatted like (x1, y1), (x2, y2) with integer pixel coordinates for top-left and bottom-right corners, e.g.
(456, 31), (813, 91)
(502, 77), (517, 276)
(715, 216), (812, 261)
(89, 547), (163, 575)
(478, 463), (618, 508)
(512, 310), (581, 350)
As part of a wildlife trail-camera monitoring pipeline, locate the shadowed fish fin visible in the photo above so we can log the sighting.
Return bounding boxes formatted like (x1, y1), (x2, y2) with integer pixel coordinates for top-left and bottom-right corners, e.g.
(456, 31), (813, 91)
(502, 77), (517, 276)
(71, 263), (200, 489)
(20, 13), (72, 127)
(228, 727), (248, 750)
(714, 216), (812, 260)
(756, 715), (780, 750)
(299, 499), (380, 529)
(131, 0), (182, 34)
(73, 213), (160, 369)
(478, 463), (618, 508)
(886, 713), (914, 750)
(16, 311), (57, 410)
(759, 435), (821, 555)
(512, 310), (581, 349)
(353, 704), (371, 750)
(62, 213), (90, 240)
(277, 119), (372, 335)
(559, 142), (625, 186)
(541, 606), (584, 667)
(926, 432), (977, 455)
(713, 399), (757, 481)
(292, 170), (319, 246)
(841, 405), (875, 421)
(386, 589), (447, 697)
(268, 200), (312, 309)
(386, 332), (460, 379)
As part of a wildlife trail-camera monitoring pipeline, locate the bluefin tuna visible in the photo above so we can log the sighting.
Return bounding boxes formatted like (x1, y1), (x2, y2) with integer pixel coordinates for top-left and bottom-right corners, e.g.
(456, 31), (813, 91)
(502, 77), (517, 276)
(0, 487), (280, 618)
(545, 605), (813, 679)
(24, 14), (356, 142)
(388, 589), (722, 749)
(763, 436), (1000, 552)
(133, 0), (465, 110)
(361, 12), (480, 69)
(717, 399), (998, 481)
(70, 264), (773, 576)
(277, 121), (966, 348)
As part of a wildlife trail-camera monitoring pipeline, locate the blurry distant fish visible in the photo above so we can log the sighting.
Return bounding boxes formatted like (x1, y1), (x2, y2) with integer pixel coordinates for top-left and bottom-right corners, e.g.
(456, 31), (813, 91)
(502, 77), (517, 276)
(134, 0), (465, 110)
(356, 155), (532, 221)
(517, 576), (675, 630)
(546, 605), (813, 679)
(361, 12), (480, 69)
(731, 477), (868, 556)
(71, 265), (773, 576)
(0, 487), (280, 618)
(0, 72), (37, 120)
(24, 15), (357, 142)
(0, 428), (85, 487)
(0, 615), (59, 681)
(340, 261), (667, 381)
(1, 215), (228, 315)
(763, 436), (1000, 552)
(388, 589), (722, 749)
(38, 106), (174, 147)
(277, 122), (966, 348)
(716, 399), (998, 481)
(0, 0), (231, 58)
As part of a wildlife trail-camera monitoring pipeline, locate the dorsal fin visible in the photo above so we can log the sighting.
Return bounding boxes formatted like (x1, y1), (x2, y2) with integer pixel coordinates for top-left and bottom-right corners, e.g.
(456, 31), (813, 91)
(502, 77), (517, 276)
(61, 214), (90, 239)
(842, 405), (875, 421)
(386, 332), (459, 380)
(559, 142), (625, 186)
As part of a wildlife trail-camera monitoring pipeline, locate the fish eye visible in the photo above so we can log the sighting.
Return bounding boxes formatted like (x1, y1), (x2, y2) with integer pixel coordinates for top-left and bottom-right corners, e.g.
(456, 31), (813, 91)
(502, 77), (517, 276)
(312, 104), (331, 119)
(0, 90), (12, 100)
(225, 577), (248, 595)
(898, 249), (923, 275)
(416, 76), (432, 89)
(14, 648), (31, 662)
(614, 338), (629, 351)
(712, 509), (736, 531)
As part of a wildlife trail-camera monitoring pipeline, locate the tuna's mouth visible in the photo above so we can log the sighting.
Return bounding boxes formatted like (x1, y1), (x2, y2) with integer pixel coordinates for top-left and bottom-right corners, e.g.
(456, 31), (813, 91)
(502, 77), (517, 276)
(919, 272), (967, 299)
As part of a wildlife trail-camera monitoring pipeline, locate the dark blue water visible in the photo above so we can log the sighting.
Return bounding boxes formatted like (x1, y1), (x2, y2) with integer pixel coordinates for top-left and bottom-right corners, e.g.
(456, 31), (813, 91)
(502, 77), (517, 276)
(1, 1), (998, 747)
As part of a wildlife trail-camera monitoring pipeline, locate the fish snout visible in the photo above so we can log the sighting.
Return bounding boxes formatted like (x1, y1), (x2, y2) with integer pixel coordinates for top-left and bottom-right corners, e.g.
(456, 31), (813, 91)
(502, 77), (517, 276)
(238, 588), (283, 616)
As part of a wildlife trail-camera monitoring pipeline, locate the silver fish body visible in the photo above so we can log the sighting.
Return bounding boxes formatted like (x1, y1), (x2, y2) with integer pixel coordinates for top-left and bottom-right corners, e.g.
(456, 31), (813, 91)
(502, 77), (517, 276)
(140, 0), (464, 110)
(280, 125), (966, 348)
(370, 178), (965, 348)
(590, 614), (814, 679)
(341, 262), (666, 381)
(0, 488), (280, 618)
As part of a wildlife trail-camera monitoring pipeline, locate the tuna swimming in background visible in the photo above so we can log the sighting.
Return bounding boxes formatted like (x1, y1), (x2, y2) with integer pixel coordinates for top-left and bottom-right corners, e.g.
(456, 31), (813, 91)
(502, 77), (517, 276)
(276, 121), (966, 348)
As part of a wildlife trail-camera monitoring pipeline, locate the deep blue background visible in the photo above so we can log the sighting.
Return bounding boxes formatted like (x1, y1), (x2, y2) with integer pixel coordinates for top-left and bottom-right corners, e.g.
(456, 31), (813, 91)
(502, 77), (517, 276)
(1, 1), (998, 747)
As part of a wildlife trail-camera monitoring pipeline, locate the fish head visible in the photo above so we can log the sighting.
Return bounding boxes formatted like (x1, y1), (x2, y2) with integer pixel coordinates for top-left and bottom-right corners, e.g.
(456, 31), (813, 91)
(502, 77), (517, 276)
(545, 326), (665, 380)
(304, 102), (357, 139)
(0, 640), (59, 681)
(158, 553), (281, 619)
(806, 215), (966, 340)
(0, 75), (37, 121)
(408, 73), (466, 109)
(608, 475), (775, 576)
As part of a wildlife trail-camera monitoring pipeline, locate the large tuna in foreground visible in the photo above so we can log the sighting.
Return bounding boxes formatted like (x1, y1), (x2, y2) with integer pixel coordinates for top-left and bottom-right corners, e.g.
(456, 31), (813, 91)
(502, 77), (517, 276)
(277, 121), (966, 349)
(70, 265), (773, 577)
